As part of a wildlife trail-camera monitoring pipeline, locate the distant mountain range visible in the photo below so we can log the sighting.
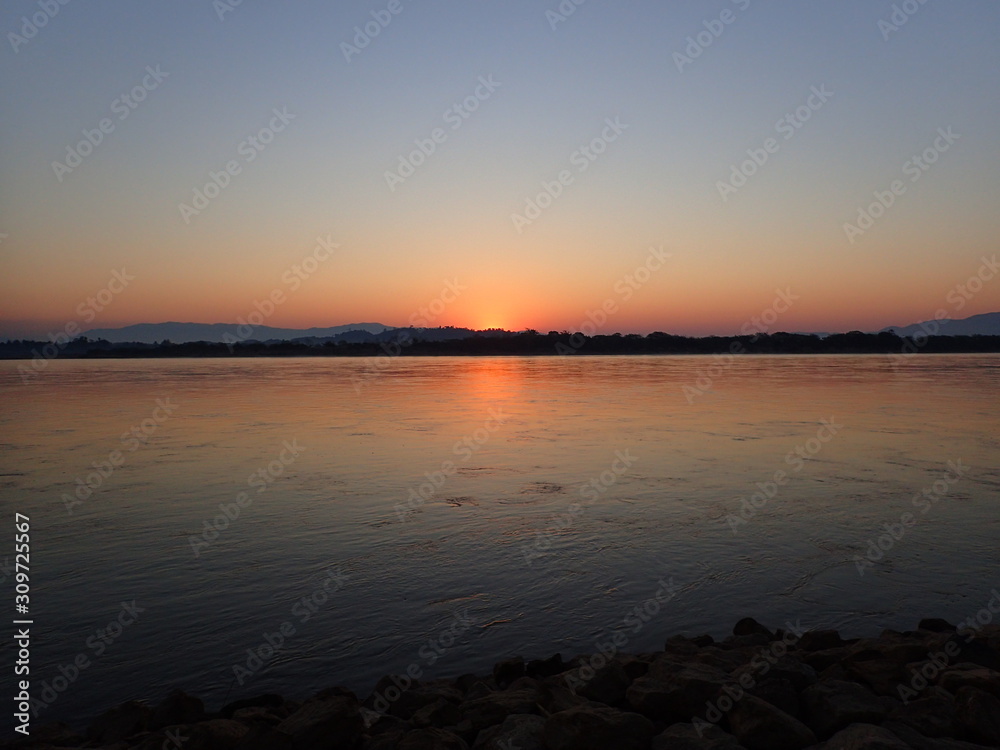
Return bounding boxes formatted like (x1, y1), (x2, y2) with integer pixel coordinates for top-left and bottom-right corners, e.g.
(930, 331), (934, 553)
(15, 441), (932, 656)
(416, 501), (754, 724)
(78, 322), (391, 344)
(881, 311), (1000, 337)
(3, 311), (993, 345)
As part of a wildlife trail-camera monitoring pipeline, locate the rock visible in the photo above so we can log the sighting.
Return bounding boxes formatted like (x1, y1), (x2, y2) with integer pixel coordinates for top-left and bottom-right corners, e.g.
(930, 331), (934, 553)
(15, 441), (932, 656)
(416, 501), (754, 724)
(626, 660), (730, 720)
(748, 677), (800, 718)
(726, 694), (816, 750)
(887, 687), (956, 738)
(845, 658), (911, 696)
(733, 655), (818, 692)
(725, 633), (773, 650)
(9, 722), (84, 747)
(938, 664), (1000, 698)
(459, 688), (539, 734)
(797, 630), (847, 652)
(953, 686), (1000, 746)
(692, 634), (716, 647)
(232, 705), (283, 725)
(944, 634), (1000, 670)
(803, 646), (856, 673)
(616, 653), (652, 680)
(544, 705), (654, 750)
(471, 713), (545, 750)
(221, 693), (285, 719)
(919, 619), (956, 633)
(365, 678), (462, 720)
(274, 695), (363, 749)
(182, 719), (251, 750)
(814, 723), (912, 749)
(463, 681), (493, 701)
(733, 618), (773, 639)
(537, 680), (589, 714)
(493, 657), (525, 688)
(664, 634), (701, 656)
(411, 698), (462, 729)
(233, 725), (295, 750)
(148, 689), (205, 730)
(652, 721), (746, 749)
(86, 700), (152, 744)
(881, 720), (990, 750)
(800, 679), (887, 737)
(574, 660), (631, 705)
(525, 653), (564, 679)
(397, 727), (469, 750)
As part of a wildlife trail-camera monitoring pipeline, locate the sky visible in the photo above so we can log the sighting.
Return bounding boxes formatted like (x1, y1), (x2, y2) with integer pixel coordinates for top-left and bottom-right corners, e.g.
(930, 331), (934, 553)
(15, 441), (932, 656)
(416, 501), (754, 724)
(2, 0), (999, 338)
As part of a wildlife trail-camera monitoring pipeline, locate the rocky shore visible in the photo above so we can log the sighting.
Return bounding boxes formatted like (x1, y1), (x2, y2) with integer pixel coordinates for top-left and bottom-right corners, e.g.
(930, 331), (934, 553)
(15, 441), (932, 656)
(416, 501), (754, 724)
(7, 617), (1000, 750)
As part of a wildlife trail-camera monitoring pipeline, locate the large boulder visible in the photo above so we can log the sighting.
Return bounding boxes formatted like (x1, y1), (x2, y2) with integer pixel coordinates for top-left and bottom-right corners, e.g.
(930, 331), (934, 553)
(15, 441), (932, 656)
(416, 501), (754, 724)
(887, 687), (956, 738)
(652, 721), (746, 749)
(800, 679), (888, 737)
(492, 657), (525, 688)
(458, 687), (539, 734)
(544, 704), (654, 750)
(149, 689), (205, 729)
(938, 664), (1000, 698)
(397, 727), (468, 750)
(86, 700), (151, 744)
(471, 713), (545, 750)
(953, 686), (1000, 746)
(814, 723), (912, 749)
(726, 694), (816, 750)
(573, 660), (632, 705)
(626, 659), (731, 720)
(274, 695), (363, 749)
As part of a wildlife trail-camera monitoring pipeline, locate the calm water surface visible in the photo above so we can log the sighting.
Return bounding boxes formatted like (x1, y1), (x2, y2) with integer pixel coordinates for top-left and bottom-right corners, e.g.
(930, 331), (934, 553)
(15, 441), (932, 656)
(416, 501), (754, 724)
(1, 355), (998, 726)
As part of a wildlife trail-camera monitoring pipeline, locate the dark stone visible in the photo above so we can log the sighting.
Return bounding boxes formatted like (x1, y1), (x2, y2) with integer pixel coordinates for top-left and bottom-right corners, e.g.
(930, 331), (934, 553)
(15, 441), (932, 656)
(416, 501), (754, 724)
(652, 721), (746, 750)
(492, 657), (525, 688)
(748, 677), (800, 718)
(733, 618), (773, 639)
(573, 660), (631, 706)
(797, 629), (846, 652)
(525, 653), (564, 679)
(459, 688), (539, 734)
(693, 634), (716, 647)
(86, 700), (151, 744)
(184, 719), (252, 750)
(471, 713), (545, 750)
(411, 698), (463, 729)
(800, 679), (887, 738)
(881, 720), (990, 750)
(732, 655), (817, 692)
(221, 693), (285, 719)
(814, 723), (912, 749)
(274, 695), (363, 749)
(887, 687), (956, 738)
(938, 664), (1000, 698)
(544, 704), (655, 750)
(626, 660), (730, 720)
(845, 658), (911, 696)
(953, 686), (1000, 746)
(919, 619), (957, 633)
(149, 689), (205, 730)
(727, 694), (816, 750)
(397, 727), (469, 750)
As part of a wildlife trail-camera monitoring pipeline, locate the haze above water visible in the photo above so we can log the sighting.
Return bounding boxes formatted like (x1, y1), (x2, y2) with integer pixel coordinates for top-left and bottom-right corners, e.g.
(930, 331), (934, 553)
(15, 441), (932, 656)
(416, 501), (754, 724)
(1, 355), (998, 726)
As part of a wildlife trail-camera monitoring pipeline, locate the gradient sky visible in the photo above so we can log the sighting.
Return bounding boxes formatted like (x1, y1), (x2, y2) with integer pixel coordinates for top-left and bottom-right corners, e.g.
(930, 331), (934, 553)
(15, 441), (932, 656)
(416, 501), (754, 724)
(2, 0), (999, 338)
